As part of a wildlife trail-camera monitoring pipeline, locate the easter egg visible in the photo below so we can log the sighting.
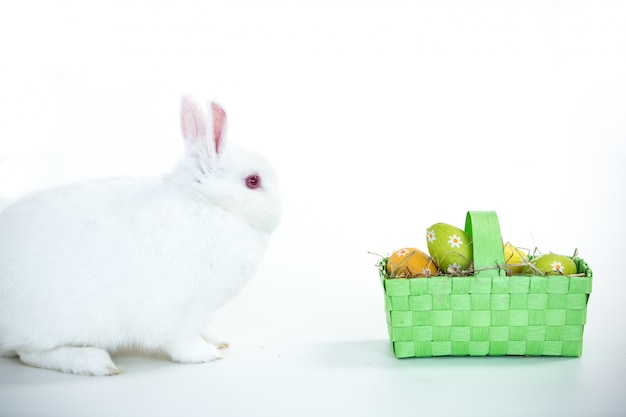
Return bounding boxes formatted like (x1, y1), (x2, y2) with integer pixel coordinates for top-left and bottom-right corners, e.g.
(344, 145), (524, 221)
(503, 242), (528, 274)
(525, 254), (577, 275)
(386, 247), (438, 278)
(426, 223), (473, 274)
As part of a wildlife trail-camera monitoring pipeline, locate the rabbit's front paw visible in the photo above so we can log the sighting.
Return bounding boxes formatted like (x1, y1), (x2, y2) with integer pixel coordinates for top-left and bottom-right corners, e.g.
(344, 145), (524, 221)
(201, 327), (230, 349)
(165, 338), (223, 364)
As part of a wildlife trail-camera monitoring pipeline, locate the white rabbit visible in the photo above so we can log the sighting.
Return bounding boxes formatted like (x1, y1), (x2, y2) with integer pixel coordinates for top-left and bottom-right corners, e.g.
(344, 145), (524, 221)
(0, 96), (281, 375)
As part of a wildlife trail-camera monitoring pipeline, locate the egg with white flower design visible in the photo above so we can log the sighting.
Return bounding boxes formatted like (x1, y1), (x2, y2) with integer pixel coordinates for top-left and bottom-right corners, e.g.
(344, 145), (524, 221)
(426, 223), (473, 274)
(524, 254), (577, 276)
(386, 247), (438, 278)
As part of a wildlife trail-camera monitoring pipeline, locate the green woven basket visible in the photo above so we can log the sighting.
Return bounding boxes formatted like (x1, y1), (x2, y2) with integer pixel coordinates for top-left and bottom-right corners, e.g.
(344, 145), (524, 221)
(379, 211), (593, 358)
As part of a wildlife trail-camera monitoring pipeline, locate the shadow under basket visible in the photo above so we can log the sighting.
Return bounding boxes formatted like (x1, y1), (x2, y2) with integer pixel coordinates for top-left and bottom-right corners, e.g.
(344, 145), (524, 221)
(379, 211), (593, 358)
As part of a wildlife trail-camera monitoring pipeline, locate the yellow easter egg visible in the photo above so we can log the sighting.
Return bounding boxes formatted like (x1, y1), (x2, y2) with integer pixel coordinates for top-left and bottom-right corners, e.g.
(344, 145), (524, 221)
(503, 242), (528, 275)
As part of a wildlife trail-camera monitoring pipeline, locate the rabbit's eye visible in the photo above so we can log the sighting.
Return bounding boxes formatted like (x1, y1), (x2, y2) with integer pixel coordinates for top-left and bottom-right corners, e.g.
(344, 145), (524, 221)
(245, 174), (262, 190)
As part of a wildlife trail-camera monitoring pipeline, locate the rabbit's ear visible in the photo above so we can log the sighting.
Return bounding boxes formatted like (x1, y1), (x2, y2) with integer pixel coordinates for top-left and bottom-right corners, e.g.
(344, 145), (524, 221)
(181, 96), (208, 143)
(210, 102), (227, 155)
(180, 96), (228, 162)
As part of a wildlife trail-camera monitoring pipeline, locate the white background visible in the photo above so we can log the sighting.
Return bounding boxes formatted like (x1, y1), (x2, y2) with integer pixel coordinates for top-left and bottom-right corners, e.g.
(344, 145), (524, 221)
(1, 1), (625, 416)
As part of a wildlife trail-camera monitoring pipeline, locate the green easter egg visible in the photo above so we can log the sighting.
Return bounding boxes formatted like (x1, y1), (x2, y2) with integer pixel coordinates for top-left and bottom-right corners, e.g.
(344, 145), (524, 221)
(525, 254), (577, 275)
(426, 223), (473, 274)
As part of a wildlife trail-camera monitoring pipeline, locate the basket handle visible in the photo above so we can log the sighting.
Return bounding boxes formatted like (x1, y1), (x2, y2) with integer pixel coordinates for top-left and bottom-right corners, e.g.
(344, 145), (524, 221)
(464, 211), (506, 277)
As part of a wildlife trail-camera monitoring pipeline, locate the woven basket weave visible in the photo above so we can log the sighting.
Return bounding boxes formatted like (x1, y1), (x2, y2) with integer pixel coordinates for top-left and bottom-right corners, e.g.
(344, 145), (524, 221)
(379, 211), (593, 358)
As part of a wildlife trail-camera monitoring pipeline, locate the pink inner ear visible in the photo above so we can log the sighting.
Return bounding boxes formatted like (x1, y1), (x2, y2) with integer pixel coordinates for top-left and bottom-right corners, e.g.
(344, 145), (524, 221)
(181, 97), (207, 141)
(211, 102), (227, 154)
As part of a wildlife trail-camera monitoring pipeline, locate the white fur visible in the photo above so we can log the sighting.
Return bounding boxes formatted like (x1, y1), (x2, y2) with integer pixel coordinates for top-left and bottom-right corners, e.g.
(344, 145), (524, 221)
(0, 96), (281, 375)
